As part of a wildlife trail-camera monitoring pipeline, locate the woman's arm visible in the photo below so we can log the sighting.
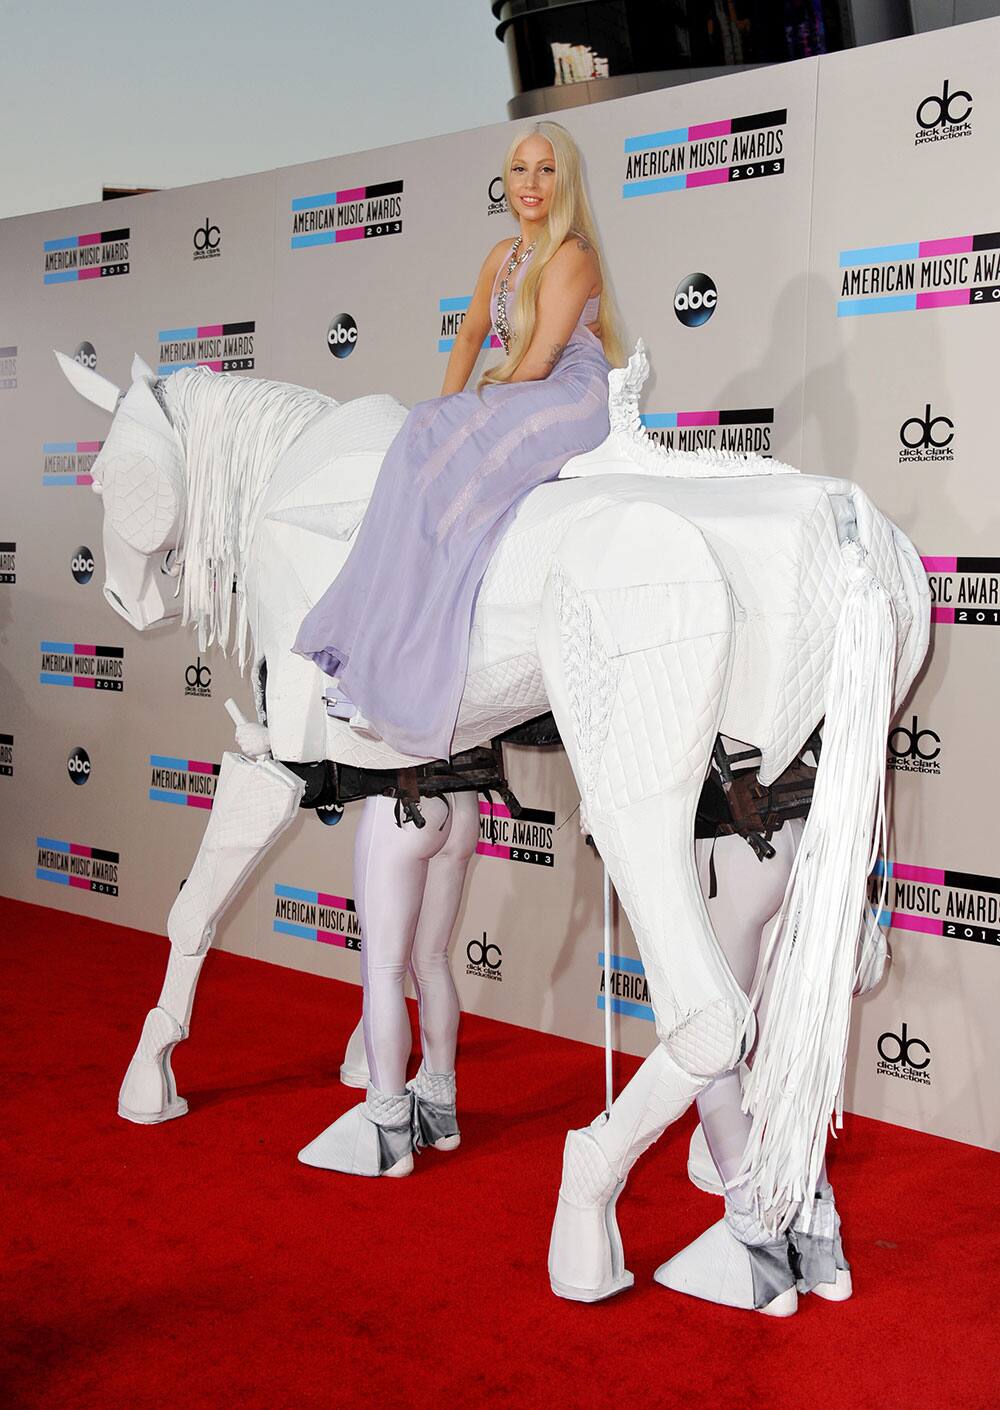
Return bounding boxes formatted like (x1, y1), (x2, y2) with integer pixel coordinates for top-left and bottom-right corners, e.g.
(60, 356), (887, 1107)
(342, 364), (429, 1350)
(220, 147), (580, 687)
(439, 241), (510, 395)
(508, 239), (599, 383)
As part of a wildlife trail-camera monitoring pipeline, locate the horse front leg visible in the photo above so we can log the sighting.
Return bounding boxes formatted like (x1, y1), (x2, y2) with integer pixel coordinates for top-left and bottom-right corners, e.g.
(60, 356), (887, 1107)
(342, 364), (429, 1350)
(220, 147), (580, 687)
(117, 749), (304, 1123)
(537, 501), (757, 1302)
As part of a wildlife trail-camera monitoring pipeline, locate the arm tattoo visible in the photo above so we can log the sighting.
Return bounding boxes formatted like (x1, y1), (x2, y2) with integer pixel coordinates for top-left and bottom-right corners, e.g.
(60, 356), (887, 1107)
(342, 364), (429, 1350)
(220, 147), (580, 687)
(544, 341), (565, 373)
(576, 237), (592, 253)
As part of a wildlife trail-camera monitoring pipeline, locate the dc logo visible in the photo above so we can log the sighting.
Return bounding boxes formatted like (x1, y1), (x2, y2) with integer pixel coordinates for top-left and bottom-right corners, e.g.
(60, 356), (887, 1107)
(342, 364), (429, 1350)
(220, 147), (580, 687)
(888, 715), (941, 762)
(916, 80), (972, 129)
(673, 273), (717, 328)
(487, 175), (508, 211)
(316, 803), (344, 827)
(327, 313), (358, 358)
(184, 657), (212, 697)
(193, 219), (221, 252)
(467, 932), (502, 969)
(71, 546), (95, 585)
(899, 404), (954, 450)
(877, 1023), (930, 1071)
(74, 341), (97, 370)
(67, 746), (91, 784)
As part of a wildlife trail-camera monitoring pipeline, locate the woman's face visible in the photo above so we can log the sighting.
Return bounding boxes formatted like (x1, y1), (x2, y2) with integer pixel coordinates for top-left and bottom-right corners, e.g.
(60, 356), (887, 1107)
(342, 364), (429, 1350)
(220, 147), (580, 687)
(508, 136), (556, 228)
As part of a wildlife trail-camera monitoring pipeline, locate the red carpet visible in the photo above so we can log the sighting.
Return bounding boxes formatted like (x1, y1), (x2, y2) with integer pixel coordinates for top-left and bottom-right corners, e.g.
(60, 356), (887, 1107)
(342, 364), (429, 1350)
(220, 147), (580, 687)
(3, 897), (998, 1410)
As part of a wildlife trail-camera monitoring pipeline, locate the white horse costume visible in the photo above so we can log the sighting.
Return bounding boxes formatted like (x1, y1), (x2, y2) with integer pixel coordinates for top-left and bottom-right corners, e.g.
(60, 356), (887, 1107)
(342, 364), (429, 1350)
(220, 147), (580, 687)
(57, 344), (928, 1312)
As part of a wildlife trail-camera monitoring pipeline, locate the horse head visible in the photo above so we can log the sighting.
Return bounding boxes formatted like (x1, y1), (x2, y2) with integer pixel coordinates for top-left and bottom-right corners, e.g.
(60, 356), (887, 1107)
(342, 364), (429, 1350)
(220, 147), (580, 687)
(54, 351), (185, 630)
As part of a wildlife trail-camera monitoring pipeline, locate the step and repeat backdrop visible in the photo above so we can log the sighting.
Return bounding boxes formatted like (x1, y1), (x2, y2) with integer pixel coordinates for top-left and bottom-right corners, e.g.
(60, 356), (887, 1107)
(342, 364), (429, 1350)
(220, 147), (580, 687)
(1, 21), (997, 1150)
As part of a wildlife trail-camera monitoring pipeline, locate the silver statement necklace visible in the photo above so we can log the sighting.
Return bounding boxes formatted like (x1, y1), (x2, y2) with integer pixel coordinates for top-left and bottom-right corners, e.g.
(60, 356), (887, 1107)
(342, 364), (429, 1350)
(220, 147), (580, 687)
(495, 235), (535, 354)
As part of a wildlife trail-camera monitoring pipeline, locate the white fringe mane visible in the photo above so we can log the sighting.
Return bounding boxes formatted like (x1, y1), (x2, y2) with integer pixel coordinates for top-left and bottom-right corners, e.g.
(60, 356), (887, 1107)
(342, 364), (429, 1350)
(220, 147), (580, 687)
(165, 368), (333, 666)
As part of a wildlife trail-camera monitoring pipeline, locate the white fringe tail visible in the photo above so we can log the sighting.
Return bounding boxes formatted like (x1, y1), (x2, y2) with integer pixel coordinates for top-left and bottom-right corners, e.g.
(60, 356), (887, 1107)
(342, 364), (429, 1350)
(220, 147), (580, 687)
(739, 541), (896, 1231)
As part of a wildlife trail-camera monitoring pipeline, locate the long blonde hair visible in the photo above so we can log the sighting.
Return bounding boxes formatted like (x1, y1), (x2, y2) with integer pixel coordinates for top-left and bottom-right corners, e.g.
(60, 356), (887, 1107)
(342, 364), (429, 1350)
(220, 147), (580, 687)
(479, 121), (626, 387)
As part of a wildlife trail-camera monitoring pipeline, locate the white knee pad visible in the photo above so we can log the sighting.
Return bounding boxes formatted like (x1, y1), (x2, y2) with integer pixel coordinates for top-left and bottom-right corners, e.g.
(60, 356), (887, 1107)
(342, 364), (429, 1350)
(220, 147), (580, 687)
(660, 998), (755, 1082)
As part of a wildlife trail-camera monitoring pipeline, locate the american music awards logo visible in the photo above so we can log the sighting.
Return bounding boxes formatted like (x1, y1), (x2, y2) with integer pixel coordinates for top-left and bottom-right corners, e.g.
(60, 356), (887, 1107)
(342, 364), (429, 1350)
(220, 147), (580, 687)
(157, 321), (256, 373)
(0, 542), (15, 584)
(873, 859), (1000, 947)
(40, 641), (124, 691)
(148, 754), (220, 809)
(642, 406), (773, 455)
(36, 836), (120, 896)
(273, 883), (361, 951)
(838, 230), (1000, 317)
(477, 800), (554, 867)
(290, 179), (403, 249)
(622, 107), (786, 199)
(42, 439), (103, 487)
(597, 952), (654, 1022)
(438, 295), (503, 353)
(0, 345), (16, 390)
(0, 732), (12, 777)
(914, 79), (972, 146)
(899, 404), (954, 463)
(922, 556), (1000, 627)
(43, 227), (130, 284)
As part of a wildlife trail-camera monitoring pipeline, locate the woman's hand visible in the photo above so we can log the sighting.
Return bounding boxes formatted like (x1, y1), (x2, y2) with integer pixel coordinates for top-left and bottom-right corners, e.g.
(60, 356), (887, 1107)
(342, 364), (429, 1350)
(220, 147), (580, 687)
(439, 239), (512, 395)
(508, 238), (599, 383)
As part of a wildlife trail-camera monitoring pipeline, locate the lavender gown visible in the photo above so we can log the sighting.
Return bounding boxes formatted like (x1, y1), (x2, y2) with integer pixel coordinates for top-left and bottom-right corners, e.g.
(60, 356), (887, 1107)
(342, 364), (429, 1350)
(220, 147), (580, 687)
(293, 244), (611, 759)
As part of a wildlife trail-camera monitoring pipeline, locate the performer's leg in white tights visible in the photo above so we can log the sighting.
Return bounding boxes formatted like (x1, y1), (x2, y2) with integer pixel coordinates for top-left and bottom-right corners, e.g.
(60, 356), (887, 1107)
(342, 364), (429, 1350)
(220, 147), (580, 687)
(695, 822), (804, 1205)
(355, 792), (478, 1094)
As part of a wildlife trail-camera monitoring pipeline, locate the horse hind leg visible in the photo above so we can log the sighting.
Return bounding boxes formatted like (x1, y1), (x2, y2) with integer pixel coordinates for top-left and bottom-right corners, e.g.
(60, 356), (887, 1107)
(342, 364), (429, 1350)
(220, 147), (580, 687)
(538, 501), (758, 1301)
(117, 751), (304, 1124)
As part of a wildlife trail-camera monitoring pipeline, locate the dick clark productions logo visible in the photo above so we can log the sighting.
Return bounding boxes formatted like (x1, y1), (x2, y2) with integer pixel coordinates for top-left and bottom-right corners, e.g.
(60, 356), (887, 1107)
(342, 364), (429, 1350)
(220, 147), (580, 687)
(466, 931), (502, 981)
(674, 273), (717, 327)
(327, 313), (358, 358)
(877, 1023), (931, 1085)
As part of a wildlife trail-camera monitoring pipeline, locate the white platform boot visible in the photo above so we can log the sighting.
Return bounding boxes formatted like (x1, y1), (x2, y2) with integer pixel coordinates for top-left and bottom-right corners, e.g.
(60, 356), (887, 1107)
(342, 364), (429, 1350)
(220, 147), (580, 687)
(297, 1087), (414, 1177)
(654, 1202), (798, 1317)
(549, 1044), (702, 1302)
(407, 1065), (460, 1152)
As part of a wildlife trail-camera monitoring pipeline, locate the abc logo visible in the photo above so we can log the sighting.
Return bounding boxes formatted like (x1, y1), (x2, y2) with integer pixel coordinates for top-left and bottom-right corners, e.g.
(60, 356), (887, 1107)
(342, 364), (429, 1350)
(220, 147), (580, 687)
(877, 1023), (930, 1070)
(193, 218), (221, 252)
(316, 803), (344, 827)
(74, 341), (97, 370)
(71, 545), (95, 585)
(673, 273), (717, 328)
(67, 746), (91, 785)
(467, 932), (502, 969)
(899, 404), (954, 450)
(888, 715), (941, 762)
(916, 79), (972, 129)
(327, 313), (358, 359)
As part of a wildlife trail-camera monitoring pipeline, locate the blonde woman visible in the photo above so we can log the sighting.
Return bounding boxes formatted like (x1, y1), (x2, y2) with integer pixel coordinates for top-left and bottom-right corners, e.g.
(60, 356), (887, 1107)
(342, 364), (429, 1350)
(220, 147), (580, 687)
(293, 123), (623, 1179)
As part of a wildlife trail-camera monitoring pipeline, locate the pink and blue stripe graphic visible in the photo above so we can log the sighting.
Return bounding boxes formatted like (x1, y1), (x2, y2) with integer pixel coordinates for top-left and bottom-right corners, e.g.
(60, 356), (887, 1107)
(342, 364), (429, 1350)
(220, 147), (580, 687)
(290, 180), (403, 249)
(623, 108), (785, 198)
(641, 407), (773, 430)
(596, 952), (654, 1022)
(920, 555), (1000, 624)
(42, 440), (102, 487)
(838, 230), (1000, 316)
(148, 755), (219, 809)
(438, 296), (503, 353)
(39, 641), (123, 687)
(273, 884), (358, 948)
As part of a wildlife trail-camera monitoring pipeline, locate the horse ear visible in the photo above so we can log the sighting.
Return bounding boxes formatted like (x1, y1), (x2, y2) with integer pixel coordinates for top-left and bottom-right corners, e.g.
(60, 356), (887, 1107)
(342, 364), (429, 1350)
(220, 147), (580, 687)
(131, 352), (156, 383)
(53, 350), (122, 413)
